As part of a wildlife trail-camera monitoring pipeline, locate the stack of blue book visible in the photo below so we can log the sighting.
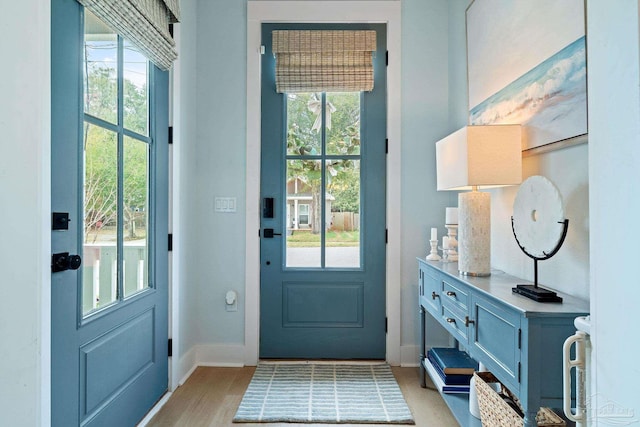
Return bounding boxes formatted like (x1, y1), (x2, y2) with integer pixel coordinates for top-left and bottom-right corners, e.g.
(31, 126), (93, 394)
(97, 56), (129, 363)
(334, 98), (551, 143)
(424, 347), (478, 394)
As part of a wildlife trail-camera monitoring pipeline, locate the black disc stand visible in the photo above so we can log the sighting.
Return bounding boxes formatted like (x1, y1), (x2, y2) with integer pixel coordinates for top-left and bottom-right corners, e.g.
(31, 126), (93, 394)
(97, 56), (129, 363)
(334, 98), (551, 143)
(510, 217), (569, 303)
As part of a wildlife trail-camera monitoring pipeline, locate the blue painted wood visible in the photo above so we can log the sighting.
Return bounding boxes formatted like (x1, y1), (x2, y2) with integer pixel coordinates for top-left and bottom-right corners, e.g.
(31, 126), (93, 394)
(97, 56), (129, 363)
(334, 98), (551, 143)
(418, 258), (588, 427)
(80, 310), (155, 414)
(260, 23), (387, 359)
(51, 2), (168, 425)
(282, 282), (364, 327)
(470, 292), (521, 394)
(421, 265), (442, 313)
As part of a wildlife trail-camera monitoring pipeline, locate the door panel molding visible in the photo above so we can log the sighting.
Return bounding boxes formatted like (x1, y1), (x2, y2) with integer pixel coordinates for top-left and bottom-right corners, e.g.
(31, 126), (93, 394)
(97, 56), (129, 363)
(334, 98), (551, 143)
(80, 309), (155, 416)
(283, 282), (364, 327)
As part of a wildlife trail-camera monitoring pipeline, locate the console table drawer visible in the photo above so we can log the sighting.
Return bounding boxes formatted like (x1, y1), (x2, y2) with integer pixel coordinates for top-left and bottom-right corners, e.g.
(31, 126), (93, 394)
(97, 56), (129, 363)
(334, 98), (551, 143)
(442, 303), (469, 344)
(442, 279), (469, 312)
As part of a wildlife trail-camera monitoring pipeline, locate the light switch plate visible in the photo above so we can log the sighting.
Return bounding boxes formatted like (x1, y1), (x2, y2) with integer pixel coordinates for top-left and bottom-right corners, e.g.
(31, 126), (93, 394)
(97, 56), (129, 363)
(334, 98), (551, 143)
(215, 197), (237, 213)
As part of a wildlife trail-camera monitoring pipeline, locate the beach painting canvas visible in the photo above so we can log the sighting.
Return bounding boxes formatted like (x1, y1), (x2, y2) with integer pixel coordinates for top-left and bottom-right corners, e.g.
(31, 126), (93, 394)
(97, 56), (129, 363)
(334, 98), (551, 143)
(466, 0), (587, 151)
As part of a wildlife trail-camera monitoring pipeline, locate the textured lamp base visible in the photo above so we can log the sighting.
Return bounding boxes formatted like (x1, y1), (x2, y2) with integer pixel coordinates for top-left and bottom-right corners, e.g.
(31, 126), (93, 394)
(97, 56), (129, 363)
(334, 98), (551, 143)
(458, 191), (490, 276)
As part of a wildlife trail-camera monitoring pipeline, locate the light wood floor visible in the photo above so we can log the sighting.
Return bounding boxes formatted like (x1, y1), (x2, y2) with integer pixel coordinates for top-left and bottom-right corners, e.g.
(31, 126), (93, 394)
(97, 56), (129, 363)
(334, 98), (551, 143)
(146, 366), (459, 427)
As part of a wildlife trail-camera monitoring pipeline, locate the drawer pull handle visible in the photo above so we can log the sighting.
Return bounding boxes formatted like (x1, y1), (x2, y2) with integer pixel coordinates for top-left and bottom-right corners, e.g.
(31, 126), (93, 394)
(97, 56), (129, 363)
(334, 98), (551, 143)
(446, 317), (456, 324)
(446, 291), (456, 297)
(464, 316), (475, 327)
(431, 291), (440, 300)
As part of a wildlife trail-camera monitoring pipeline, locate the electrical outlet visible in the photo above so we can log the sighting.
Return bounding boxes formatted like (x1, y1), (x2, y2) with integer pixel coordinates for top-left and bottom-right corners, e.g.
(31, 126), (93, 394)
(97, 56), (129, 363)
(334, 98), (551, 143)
(225, 290), (238, 312)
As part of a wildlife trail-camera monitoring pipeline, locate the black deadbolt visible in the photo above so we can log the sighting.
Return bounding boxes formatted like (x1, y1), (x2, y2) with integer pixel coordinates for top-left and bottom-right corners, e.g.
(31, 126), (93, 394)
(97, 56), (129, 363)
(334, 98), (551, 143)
(52, 212), (71, 230)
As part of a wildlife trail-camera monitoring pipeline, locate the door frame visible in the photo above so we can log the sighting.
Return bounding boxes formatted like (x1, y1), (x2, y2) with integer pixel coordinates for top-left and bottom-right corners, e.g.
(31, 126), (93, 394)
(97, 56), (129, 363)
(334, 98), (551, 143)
(245, 1), (402, 365)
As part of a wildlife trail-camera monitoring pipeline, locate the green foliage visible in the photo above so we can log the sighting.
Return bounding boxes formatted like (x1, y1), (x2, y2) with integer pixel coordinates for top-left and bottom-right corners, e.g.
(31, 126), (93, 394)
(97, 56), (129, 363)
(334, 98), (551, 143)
(83, 58), (149, 243)
(84, 124), (117, 243)
(286, 230), (360, 247)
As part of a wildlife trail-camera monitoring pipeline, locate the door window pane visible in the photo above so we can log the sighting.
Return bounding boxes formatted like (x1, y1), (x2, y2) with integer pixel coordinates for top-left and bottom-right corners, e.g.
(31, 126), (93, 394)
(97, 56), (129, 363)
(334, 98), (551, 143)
(123, 137), (149, 297)
(285, 91), (363, 269)
(123, 40), (149, 136)
(326, 159), (360, 268)
(286, 160), (322, 267)
(286, 93), (322, 156)
(83, 124), (118, 314)
(84, 9), (117, 124)
(81, 11), (153, 316)
(326, 92), (361, 156)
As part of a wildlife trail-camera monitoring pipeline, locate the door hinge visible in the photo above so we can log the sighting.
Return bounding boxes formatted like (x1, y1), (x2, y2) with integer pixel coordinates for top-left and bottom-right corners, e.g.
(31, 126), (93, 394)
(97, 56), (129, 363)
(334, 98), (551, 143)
(386, 50), (389, 66)
(518, 328), (522, 349)
(385, 229), (388, 244)
(168, 126), (174, 145)
(169, 24), (174, 37)
(260, 45), (266, 55)
(168, 338), (173, 357)
(385, 317), (388, 333)
(385, 138), (389, 154)
(168, 233), (173, 251)
(518, 362), (521, 382)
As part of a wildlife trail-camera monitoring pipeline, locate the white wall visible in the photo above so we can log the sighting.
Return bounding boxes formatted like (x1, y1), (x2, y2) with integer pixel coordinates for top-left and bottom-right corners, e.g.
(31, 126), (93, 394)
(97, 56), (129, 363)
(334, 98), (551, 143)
(401, 0), (453, 352)
(447, 0), (590, 301)
(194, 0), (248, 349)
(587, 1), (640, 424)
(172, 0), (201, 384)
(0, 1), (51, 425)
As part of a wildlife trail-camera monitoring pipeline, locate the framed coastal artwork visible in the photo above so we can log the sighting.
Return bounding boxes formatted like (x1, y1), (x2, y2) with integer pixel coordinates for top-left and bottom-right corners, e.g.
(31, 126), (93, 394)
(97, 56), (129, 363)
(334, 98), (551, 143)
(466, 0), (587, 151)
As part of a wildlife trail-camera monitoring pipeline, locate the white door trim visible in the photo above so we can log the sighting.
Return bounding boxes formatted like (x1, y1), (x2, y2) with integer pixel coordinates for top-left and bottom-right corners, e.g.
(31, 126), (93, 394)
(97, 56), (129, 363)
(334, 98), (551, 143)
(245, 1), (402, 365)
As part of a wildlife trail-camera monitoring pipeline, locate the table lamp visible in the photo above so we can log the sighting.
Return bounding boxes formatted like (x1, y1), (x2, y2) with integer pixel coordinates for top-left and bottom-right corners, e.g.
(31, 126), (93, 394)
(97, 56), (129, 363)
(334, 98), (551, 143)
(435, 125), (522, 276)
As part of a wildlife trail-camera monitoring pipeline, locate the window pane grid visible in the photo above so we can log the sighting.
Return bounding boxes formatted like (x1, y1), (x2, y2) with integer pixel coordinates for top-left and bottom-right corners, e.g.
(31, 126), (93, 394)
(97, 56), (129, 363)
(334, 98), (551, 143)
(82, 10), (151, 318)
(285, 91), (361, 269)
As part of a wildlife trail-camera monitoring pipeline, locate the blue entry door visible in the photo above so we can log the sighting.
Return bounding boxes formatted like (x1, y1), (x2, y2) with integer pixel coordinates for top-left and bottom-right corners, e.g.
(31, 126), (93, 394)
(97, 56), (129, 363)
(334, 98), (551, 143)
(51, 1), (169, 425)
(260, 24), (387, 359)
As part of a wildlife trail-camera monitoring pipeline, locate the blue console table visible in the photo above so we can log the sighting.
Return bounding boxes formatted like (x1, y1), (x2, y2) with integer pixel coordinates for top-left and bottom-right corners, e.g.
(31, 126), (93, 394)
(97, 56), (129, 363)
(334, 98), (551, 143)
(418, 258), (588, 427)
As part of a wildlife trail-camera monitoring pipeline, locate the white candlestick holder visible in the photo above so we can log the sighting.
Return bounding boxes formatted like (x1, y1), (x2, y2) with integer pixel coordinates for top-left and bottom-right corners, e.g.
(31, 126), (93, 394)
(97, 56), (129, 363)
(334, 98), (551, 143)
(445, 224), (458, 262)
(426, 239), (441, 261)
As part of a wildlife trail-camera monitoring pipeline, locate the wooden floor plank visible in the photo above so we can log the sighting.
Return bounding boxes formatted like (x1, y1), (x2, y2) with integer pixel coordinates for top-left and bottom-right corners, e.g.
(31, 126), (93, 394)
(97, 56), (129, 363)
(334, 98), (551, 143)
(145, 366), (459, 427)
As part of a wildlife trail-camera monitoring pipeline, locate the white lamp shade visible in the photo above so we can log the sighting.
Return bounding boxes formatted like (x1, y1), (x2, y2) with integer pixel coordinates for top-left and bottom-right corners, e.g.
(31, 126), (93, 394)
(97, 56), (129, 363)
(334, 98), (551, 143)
(436, 125), (523, 191)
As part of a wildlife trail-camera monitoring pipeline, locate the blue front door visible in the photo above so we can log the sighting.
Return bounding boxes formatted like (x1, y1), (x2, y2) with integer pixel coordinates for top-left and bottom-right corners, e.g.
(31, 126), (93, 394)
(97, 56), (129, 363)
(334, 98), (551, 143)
(260, 24), (387, 359)
(51, 1), (168, 425)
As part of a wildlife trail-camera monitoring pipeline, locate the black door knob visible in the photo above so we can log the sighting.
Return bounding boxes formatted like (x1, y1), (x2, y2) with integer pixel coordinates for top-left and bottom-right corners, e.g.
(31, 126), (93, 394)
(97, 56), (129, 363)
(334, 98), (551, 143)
(69, 254), (82, 270)
(52, 252), (82, 272)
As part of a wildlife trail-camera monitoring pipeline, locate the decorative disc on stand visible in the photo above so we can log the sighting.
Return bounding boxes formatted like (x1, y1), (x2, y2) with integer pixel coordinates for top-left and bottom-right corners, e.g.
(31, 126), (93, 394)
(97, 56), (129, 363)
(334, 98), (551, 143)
(511, 176), (568, 302)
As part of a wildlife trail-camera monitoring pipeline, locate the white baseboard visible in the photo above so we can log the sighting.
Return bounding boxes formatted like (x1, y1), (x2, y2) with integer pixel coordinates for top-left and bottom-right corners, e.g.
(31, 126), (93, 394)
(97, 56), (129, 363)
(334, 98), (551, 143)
(196, 344), (245, 367)
(400, 345), (420, 367)
(176, 346), (197, 386)
(175, 344), (246, 387)
(136, 391), (172, 427)
(176, 343), (416, 385)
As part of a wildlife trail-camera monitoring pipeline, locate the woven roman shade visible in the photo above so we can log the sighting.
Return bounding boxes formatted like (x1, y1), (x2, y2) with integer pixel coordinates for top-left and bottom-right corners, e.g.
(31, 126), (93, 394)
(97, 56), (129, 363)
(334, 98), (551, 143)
(78, 0), (180, 70)
(272, 30), (377, 93)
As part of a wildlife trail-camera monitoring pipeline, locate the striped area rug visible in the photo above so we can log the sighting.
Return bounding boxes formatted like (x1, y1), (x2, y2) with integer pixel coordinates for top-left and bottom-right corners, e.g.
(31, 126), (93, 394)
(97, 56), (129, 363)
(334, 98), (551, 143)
(233, 363), (415, 424)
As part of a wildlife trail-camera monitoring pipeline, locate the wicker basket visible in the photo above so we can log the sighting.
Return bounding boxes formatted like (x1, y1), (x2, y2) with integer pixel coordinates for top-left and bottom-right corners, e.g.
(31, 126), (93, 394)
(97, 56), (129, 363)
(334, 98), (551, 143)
(474, 372), (566, 427)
